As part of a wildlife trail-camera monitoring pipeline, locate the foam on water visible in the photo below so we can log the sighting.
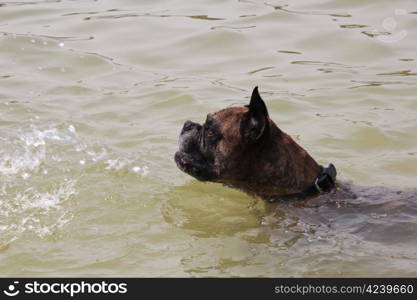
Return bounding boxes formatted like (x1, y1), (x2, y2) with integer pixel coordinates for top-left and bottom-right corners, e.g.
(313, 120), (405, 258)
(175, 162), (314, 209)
(105, 159), (149, 177)
(0, 126), (71, 177)
(0, 125), (77, 246)
(0, 123), (149, 248)
(0, 150), (44, 176)
(0, 180), (77, 245)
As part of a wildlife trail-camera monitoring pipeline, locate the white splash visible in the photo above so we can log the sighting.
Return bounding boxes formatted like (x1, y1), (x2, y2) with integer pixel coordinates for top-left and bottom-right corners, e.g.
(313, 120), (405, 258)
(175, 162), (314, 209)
(0, 180), (77, 244)
(106, 159), (128, 170)
(68, 124), (76, 134)
(87, 148), (107, 162)
(141, 166), (149, 176)
(132, 165), (149, 176)
(0, 150), (44, 175)
(21, 172), (31, 180)
(21, 127), (71, 147)
(132, 166), (141, 173)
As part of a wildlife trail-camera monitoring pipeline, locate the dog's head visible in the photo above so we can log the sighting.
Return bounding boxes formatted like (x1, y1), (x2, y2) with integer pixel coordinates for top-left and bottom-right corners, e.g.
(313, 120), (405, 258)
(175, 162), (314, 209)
(174, 87), (270, 183)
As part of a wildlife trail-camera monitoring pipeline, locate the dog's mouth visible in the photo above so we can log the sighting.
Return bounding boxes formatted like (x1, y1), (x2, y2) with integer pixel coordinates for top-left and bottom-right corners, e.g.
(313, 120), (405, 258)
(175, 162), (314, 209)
(174, 151), (189, 170)
(174, 151), (216, 182)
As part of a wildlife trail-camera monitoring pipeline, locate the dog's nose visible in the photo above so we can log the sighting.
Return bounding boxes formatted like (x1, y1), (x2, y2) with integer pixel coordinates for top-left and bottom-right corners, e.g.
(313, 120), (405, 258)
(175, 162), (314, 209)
(182, 120), (198, 132)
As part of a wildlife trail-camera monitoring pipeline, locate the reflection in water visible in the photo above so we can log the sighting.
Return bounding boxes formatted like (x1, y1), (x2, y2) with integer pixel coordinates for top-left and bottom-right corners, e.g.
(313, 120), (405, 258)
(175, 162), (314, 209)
(264, 2), (352, 17)
(188, 15), (225, 21)
(265, 184), (417, 254)
(248, 66), (275, 75)
(0, 1), (61, 7)
(377, 70), (417, 76)
(0, 31), (94, 42)
(361, 30), (390, 38)
(84, 12), (225, 21)
(162, 182), (262, 238)
(339, 24), (368, 29)
(277, 50), (302, 55)
(165, 182), (417, 276)
(211, 25), (256, 31)
(349, 80), (406, 89)
(291, 60), (356, 68)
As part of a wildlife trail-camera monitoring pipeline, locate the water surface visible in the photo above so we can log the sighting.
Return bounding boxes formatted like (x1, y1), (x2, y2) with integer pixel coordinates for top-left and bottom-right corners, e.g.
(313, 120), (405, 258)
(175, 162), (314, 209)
(1, 0), (417, 276)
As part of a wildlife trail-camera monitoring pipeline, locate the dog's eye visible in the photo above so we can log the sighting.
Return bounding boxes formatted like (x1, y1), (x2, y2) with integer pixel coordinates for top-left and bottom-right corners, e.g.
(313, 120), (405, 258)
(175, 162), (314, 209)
(206, 129), (215, 136)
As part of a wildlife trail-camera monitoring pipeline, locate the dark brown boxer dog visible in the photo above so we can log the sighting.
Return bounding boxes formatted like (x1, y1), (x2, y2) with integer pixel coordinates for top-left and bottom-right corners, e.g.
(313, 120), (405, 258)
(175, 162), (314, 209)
(174, 87), (337, 202)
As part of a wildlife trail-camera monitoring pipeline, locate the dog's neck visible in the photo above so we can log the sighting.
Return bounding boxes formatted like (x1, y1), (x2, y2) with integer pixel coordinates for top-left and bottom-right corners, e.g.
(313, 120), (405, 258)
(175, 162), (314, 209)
(246, 120), (321, 199)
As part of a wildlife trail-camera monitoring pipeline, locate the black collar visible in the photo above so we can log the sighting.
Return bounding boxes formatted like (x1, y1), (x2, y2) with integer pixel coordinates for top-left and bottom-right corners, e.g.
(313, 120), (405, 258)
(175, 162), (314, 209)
(267, 163), (337, 203)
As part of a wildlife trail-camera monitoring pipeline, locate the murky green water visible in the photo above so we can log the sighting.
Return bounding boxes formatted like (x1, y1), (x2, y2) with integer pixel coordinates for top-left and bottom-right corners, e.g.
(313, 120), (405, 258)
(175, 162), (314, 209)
(1, 0), (417, 277)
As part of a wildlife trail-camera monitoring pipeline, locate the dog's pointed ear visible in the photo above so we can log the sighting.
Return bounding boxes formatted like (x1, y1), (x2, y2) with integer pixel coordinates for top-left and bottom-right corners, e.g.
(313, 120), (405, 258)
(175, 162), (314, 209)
(249, 86), (268, 118)
(244, 87), (269, 143)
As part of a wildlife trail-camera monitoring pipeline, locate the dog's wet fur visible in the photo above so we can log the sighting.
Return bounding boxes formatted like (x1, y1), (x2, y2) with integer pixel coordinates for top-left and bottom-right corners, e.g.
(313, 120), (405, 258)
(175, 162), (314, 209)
(174, 87), (416, 203)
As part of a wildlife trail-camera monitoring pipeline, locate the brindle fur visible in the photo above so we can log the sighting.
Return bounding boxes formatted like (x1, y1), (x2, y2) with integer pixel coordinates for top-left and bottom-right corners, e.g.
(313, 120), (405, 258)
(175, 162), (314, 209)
(175, 87), (324, 200)
(174, 87), (415, 204)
